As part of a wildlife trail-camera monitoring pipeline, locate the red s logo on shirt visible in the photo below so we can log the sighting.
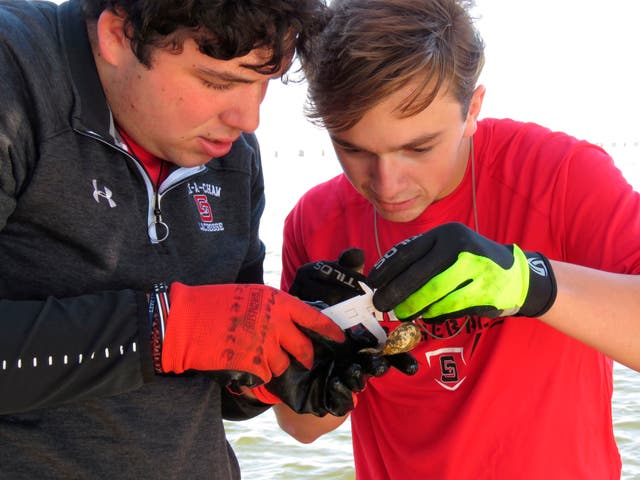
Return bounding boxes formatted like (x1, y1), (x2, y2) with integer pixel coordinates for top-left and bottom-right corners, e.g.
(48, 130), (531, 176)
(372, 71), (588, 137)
(193, 195), (213, 223)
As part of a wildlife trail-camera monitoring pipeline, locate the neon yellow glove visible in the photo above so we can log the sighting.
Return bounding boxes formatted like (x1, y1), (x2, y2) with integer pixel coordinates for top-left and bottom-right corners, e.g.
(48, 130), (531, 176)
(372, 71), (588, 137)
(367, 223), (557, 322)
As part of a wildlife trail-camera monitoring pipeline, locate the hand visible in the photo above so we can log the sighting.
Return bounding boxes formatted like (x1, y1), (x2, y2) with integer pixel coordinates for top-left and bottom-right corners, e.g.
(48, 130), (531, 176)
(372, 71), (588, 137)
(367, 222), (557, 322)
(289, 249), (419, 381)
(160, 282), (346, 388)
(288, 248), (367, 306)
(159, 282), (393, 416)
(252, 325), (388, 417)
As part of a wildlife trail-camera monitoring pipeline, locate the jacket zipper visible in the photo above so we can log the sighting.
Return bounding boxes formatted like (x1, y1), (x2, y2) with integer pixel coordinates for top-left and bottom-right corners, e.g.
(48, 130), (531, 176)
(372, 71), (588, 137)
(74, 128), (206, 243)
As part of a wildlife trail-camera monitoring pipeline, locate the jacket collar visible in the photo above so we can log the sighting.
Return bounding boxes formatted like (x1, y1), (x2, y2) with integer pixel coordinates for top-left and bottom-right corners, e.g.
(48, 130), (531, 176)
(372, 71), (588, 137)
(55, 1), (208, 178)
(58, 0), (114, 141)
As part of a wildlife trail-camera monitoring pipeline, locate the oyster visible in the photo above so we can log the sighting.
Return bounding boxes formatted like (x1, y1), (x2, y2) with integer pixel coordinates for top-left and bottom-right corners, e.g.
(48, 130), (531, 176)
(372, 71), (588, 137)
(382, 321), (422, 355)
(359, 321), (422, 355)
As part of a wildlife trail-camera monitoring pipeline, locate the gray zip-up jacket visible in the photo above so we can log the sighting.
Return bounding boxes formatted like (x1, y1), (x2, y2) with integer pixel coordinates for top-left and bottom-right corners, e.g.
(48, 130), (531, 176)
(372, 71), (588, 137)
(0, 0), (269, 477)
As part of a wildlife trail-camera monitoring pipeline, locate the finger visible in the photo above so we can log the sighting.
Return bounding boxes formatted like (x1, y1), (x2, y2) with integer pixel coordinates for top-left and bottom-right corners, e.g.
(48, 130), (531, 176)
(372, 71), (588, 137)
(326, 378), (356, 417)
(338, 248), (365, 272)
(209, 370), (264, 390)
(266, 343), (302, 377)
(384, 353), (419, 376)
(368, 230), (439, 287)
(391, 253), (481, 319)
(371, 251), (446, 313)
(392, 276), (455, 320)
(359, 353), (390, 377)
(290, 298), (346, 342)
(369, 227), (461, 312)
(344, 323), (379, 349)
(406, 259), (502, 320)
(304, 300), (331, 310)
(280, 324), (339, 372)
(290, 258), (367, 306)
(339, 363), (365, 392)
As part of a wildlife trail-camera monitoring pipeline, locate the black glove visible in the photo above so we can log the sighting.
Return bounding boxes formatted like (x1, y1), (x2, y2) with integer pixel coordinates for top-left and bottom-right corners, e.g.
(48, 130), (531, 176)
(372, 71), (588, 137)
(289, 248), (368, 305)
(289, 249), (419, 381)
(368, 222), (557, 323)
(253, 324), (386, 417)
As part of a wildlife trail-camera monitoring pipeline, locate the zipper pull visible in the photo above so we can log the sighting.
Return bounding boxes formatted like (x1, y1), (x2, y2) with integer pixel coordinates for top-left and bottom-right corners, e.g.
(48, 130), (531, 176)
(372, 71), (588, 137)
(149, 193), (169, 242)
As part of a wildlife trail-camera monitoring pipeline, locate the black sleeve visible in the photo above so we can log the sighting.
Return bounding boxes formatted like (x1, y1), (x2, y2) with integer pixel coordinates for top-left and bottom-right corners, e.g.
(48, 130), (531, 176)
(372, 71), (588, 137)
(0, 289), (153, 414)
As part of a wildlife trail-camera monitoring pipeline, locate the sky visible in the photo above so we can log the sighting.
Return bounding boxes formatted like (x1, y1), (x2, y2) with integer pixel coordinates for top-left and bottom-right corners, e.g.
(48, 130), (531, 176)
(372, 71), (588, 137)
(474, 0), (640, 142)
(45, 0), (640, 150)
(257, 0), (640, 154)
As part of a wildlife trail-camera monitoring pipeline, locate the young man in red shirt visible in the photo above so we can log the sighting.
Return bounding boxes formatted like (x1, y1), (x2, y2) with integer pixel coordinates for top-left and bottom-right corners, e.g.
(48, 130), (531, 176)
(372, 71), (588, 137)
(275, 0), (640, 478)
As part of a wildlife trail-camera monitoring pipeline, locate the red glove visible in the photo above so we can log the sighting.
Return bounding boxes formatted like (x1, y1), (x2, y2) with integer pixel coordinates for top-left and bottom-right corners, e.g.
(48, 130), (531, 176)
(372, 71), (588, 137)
(160, 282), (345, 386)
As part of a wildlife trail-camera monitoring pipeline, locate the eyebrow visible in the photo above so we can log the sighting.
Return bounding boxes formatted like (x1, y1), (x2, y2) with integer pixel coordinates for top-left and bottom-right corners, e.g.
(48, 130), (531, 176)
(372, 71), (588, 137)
(330, 131), (444, 152)
(194, 65), (282, 84)
(194, 66), (256, 84)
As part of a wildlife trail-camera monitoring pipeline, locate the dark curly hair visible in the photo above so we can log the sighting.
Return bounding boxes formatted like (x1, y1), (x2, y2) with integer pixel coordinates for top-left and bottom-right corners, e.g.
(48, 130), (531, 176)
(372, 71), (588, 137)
(81, 0), (329, 74)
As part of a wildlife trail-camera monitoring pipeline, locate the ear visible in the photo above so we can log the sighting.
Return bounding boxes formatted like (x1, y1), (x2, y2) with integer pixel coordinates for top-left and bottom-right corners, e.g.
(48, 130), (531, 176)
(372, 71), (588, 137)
(95, 9), (130, 66)
(462, 85), (486, 137)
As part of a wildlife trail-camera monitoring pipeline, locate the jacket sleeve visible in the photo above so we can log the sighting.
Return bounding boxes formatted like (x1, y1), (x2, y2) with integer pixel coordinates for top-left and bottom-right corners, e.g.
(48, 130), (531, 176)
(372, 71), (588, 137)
(0, 15), (156, 415)
(0, 290), (154, 415)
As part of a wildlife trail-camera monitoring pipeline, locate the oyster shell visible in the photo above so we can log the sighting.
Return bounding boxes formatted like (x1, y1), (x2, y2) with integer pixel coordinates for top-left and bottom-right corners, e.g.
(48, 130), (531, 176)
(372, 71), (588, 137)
(359, 321), (422, 355)
(382, 321), (422, 355)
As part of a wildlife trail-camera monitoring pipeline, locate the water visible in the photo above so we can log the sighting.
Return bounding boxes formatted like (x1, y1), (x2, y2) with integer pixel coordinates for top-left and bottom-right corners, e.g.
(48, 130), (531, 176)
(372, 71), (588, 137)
(224, 365), (639, 479)
(224, 142), (640, 480)
(225, 410), (355, 479)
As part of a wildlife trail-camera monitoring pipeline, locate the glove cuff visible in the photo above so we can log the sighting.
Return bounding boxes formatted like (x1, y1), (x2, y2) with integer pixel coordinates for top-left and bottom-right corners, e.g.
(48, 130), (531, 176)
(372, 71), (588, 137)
(251, 384), (282, 405)
(149, 282), (170, 373)
(518, 252), (557, 317)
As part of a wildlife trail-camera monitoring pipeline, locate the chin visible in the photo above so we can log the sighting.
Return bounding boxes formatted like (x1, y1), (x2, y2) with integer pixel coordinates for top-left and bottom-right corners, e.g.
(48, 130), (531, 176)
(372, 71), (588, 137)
(377, 209), (422, 223)
(172, 153), (213, 168)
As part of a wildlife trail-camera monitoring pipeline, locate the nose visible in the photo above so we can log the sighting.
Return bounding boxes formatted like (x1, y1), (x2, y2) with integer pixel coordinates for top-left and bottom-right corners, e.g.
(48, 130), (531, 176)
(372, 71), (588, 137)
(220, 80), (269, 133)
(370, 155), (404, 199)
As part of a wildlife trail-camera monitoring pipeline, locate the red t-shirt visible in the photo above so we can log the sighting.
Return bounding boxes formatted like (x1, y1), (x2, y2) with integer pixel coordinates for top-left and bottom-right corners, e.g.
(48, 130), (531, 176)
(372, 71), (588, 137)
(281, 119), (640, 479)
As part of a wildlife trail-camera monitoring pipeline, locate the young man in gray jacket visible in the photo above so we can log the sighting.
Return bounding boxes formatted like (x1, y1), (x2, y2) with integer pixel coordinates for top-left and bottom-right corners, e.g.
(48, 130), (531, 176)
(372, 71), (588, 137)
(0, 0), (416, 477)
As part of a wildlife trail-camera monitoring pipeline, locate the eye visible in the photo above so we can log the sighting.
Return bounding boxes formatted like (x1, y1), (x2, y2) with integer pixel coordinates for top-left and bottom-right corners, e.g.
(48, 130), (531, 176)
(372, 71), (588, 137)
(202, 79), (233, 91)
(335, 143), (364, 155)
(408, 146), (433, 154)
(340, 146), (361, 154)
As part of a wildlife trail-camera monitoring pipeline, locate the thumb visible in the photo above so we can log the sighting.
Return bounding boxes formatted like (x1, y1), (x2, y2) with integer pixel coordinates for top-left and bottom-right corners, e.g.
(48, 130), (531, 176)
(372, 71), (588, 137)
(287, 295), (346, 342)
(338, 248), (366, 273)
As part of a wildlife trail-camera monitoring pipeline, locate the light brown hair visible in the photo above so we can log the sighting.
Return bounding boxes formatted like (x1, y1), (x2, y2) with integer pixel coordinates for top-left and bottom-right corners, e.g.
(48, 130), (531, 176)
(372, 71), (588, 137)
(304, 0), (484, 131)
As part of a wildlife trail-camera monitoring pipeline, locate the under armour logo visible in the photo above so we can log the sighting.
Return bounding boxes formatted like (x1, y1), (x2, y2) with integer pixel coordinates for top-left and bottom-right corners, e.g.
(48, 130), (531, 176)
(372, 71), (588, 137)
(92, 179), (117, 208)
